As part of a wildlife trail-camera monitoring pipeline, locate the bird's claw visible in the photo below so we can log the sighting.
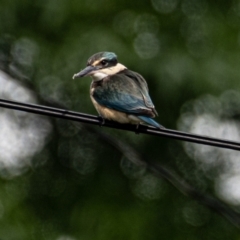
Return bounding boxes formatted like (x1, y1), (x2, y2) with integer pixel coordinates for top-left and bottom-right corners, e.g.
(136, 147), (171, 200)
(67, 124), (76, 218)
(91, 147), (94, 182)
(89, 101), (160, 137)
(98, 116), (105, 127)
(135, 123), (140, 134)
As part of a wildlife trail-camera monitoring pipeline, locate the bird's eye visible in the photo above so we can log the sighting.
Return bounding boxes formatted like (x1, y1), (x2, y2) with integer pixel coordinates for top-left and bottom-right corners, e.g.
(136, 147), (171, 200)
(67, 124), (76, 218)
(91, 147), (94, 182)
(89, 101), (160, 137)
(101, 60), (107, 65)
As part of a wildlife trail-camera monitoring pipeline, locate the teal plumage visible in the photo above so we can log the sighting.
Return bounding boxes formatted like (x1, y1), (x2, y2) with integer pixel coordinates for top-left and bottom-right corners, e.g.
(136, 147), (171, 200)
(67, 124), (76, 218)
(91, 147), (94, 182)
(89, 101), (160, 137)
(73, 52), (164, 129)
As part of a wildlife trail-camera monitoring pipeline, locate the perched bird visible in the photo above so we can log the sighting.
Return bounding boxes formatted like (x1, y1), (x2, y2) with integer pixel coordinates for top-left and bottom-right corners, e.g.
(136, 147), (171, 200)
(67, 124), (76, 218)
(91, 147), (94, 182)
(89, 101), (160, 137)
(73, 52), (164, 129)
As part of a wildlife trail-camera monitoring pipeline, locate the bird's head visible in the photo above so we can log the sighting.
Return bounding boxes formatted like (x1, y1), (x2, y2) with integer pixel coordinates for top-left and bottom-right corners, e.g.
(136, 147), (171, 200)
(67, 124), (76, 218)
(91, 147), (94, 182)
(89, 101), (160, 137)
(73, 52), (119, 79)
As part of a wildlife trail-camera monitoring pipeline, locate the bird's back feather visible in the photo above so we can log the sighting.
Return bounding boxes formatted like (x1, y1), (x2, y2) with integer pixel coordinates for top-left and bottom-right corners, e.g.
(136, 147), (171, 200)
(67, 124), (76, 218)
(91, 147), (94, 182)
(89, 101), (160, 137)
(91, 69), (156, 117)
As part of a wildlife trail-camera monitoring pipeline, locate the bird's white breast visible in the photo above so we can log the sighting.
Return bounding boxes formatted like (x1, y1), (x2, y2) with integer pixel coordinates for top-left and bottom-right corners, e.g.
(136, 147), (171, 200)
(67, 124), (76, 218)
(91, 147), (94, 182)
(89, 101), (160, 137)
(91, 72), (108, 81)
(91, 63), (127, 81)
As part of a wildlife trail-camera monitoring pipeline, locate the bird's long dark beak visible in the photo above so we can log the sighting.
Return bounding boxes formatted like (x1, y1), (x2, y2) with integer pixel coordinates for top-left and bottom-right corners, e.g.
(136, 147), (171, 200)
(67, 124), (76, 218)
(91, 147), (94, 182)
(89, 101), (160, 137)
(72, 66), (97, 79)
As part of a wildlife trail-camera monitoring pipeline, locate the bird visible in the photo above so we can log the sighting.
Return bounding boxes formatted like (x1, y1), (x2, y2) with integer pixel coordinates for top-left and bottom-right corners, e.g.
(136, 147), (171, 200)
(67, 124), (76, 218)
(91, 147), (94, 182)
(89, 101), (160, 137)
(72, 52), (164, 129)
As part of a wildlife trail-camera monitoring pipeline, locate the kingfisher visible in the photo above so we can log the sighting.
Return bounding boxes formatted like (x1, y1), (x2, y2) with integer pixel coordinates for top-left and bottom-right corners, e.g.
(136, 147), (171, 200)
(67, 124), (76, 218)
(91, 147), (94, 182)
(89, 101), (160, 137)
(72, 52), (164, 129)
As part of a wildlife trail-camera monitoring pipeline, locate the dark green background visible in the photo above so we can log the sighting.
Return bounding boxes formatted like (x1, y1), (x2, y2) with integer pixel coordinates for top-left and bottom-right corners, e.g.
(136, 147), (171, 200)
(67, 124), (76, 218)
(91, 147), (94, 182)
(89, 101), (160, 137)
(0, 0), (240, 239)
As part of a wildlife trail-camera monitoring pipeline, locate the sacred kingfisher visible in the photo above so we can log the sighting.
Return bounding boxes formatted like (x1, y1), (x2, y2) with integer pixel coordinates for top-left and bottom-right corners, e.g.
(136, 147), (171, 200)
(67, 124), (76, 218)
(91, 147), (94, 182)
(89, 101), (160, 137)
(72, 52), (164, 129)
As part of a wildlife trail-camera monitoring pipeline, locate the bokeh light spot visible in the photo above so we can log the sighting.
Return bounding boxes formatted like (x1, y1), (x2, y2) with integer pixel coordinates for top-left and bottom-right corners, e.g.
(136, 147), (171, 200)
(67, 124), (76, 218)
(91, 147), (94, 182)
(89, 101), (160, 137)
(133, 174), (163, 200)
(178, 91), (240, 205)
(181, 0), (208, 18)
(183, 201), (210, 226)
(134, 33), (160, 59)
(11, 38), (39, 67)
(151, 0), (179, 14)
(113, 10), (137, 37)
(216, 174), (240, 205)
(134, 14), (159, 34)
(0, 71), (52, 178)
(120, 156), (146, 179)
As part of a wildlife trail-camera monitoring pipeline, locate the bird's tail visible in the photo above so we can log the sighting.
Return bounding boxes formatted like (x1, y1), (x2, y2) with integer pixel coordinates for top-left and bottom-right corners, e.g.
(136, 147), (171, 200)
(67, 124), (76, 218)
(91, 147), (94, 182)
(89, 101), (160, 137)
(138, 116), (165, 129)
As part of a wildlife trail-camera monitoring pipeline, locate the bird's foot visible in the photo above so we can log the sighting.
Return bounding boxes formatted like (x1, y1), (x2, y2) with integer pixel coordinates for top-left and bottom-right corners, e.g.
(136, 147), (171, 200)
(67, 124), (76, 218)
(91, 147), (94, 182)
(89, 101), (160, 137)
(98, 116), (105, 127)
(135, 123), (140, 134)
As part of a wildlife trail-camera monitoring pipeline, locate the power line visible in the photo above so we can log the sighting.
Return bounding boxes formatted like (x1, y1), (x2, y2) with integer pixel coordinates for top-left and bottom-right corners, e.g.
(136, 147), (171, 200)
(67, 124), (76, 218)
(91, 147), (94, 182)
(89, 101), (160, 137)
(0, 98), (240, 151)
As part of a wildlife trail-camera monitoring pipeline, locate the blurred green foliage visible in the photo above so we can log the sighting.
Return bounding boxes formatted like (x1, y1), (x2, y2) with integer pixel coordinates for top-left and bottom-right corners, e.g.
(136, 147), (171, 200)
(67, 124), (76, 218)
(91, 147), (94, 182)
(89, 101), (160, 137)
(0, 0), (240, 239)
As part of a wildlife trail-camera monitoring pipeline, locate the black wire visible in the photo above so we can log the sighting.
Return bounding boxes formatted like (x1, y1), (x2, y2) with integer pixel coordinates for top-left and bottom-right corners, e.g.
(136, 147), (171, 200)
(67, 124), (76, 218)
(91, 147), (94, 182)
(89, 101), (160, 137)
(0, 98), (240, 151)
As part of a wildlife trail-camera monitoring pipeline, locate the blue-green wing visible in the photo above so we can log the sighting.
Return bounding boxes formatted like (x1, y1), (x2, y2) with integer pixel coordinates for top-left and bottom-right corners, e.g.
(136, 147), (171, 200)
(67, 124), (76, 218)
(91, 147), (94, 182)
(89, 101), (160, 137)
(92, 70), (156, 116)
